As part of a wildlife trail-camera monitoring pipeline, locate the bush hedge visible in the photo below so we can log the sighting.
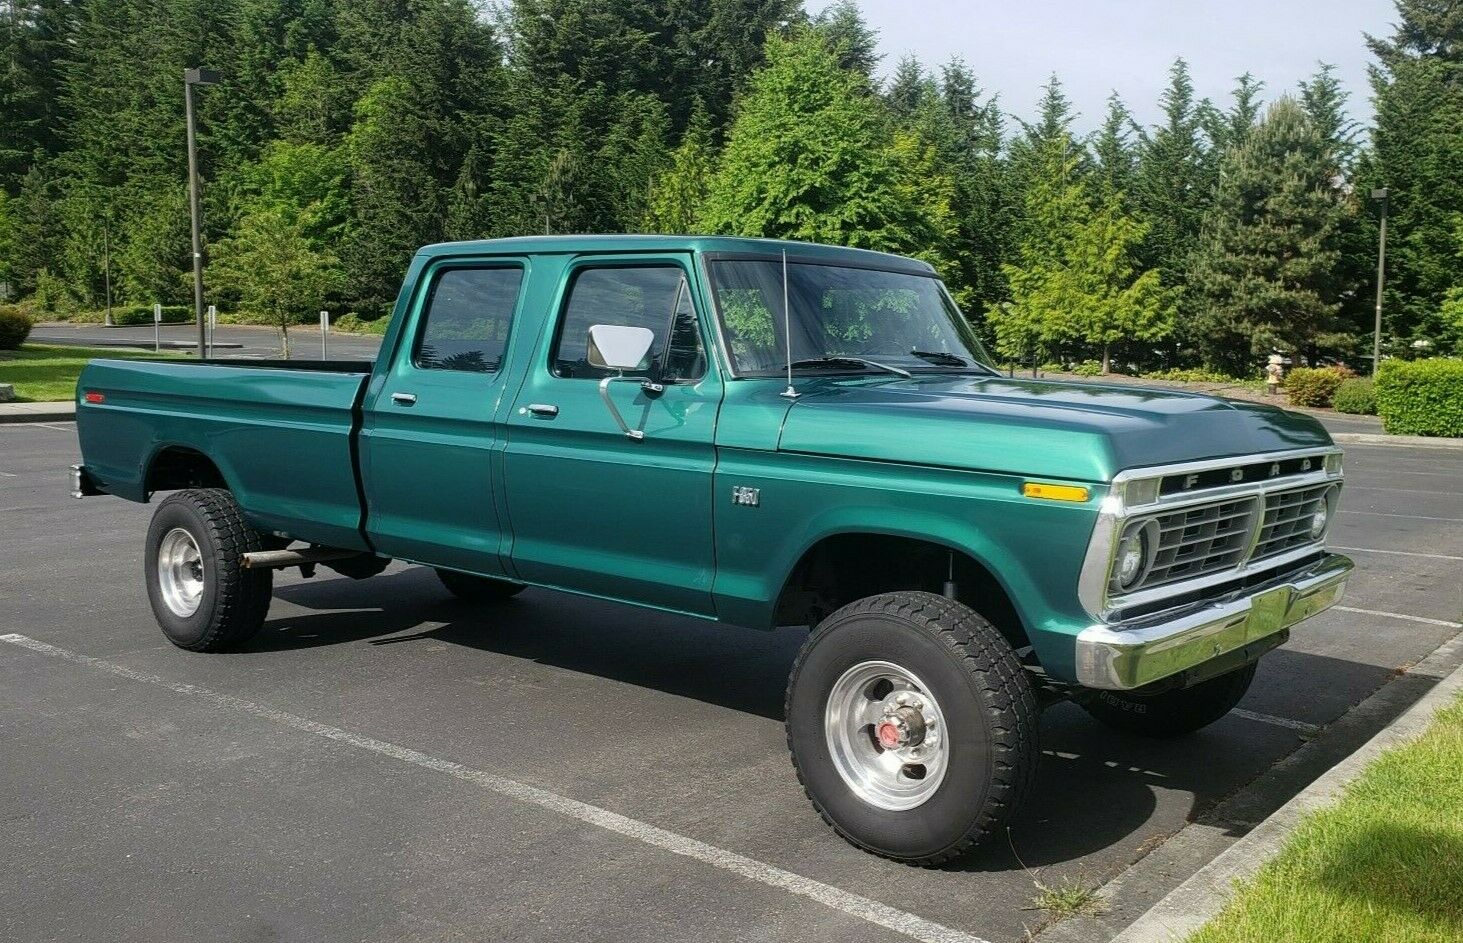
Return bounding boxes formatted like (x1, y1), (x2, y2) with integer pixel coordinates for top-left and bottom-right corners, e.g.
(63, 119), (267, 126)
(1285, 366), (1351, 408)
(1141, 366), (1241, 383)
(0, 305), (33, 349)
(1071, 359), (1105, 376)
(112, 304), (191, 326)
(332, 313), (391, 335)
(1332, 377), (1377, 415)
(1375, 359), (1463, 437)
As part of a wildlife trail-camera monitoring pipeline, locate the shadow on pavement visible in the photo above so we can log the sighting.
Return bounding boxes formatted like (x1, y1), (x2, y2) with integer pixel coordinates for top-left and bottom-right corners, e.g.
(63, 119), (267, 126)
(257, 566), (1413, 873)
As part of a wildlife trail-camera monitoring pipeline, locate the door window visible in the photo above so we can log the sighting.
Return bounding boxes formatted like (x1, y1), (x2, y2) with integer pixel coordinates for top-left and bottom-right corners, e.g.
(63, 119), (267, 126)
(551, 266), (706, 382)
(413, 267), (524, 373)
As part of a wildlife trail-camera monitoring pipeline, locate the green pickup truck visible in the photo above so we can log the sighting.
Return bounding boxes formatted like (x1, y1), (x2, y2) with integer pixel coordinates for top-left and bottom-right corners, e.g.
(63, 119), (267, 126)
(73, 235), (1352, 864)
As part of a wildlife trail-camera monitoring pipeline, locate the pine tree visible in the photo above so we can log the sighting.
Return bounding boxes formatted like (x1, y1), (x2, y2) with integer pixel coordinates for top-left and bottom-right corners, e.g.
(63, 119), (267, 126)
(643, 106), (715, 233)
(1192, 98), (1345, 370)
(1365, 0), (1463, 348)
(0, 0), (76, 191)
(990, 135), (1172, 370)
(700, 30), (937, 256)
(1091, 92), (1137, 208)
(885, 55), (926, 117)
(811, 0), (879, 78)
(938, 58), (1010, 326)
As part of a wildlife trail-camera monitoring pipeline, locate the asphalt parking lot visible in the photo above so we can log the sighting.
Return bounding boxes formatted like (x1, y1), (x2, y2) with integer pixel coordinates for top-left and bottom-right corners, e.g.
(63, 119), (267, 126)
(2, 422), (1460, 943)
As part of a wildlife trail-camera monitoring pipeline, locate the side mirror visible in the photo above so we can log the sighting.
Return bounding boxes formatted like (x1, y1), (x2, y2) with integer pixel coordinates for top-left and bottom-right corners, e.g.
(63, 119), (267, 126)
(587, 324), (656, 441)
(587, 324), (654, 372)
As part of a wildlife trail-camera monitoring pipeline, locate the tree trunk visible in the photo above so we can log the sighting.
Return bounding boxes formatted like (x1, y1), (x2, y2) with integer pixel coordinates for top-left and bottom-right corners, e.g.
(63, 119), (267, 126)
(280, 321), (290, 360)
(1102, 343), (1111, 375)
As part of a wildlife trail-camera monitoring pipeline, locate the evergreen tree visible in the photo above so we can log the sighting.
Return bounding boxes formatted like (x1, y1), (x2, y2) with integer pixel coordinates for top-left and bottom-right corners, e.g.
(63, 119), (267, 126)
(1192, 98), (1346, 370)
(990, 135), (1172, 370)
(0, 0), (76, 191)
(644, 105), (715, 233)
(700, 30), (934, 256)
(811, 0), (879, 78)
(885, 55), (926, 117)
(1091, 92), (1137, 207)
(938, 58), (1010, 324)
(1206, 72), (1265, 157)
(1365, 0), (1463, 347)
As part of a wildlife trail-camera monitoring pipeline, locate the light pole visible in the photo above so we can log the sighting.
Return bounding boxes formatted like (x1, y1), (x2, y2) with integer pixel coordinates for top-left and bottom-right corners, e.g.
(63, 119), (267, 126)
(184, 67), (220, 360)
(1371, 188), (1388, 376)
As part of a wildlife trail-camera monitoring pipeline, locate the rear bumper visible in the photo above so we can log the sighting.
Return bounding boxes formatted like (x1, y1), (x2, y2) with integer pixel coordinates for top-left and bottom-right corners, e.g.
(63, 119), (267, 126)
(1074, 553), (1353, 690)
(69, 463), (104, 498)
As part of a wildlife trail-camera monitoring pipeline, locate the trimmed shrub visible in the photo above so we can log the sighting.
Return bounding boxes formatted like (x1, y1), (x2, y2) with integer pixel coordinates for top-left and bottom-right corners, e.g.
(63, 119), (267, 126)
(1071, 360), (1105, 377)
(1375, 359), (1463, 437)
(113, 304), (191, 326)
(1332, 377), (1377, 415)
(0, 305), (32, 349)
(1141, 367), (1241, 383)
(333, 312), (391, 335)
(1284, 366), (1350, 408)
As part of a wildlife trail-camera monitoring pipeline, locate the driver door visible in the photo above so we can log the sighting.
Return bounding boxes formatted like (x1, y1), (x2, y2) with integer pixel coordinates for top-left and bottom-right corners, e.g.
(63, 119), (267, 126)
(502, 256), (722, 616)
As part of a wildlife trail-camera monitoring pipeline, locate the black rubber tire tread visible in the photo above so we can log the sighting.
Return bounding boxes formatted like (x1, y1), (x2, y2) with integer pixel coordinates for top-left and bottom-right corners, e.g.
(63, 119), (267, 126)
(435, 568), (527, 601)
(785, 591), (1040, 866)
(1081, 662), (1257, 737)
(145, 488), (272, 652)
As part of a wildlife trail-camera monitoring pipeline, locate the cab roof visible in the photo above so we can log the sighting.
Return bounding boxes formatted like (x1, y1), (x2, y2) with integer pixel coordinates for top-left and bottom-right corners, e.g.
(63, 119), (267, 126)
(415, 234), (936, 275)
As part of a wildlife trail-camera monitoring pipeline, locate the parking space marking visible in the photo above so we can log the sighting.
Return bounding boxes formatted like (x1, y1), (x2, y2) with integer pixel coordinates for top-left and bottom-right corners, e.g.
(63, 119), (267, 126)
(1333, 606), (1462, 629)
(1340, 509), (1463, 523)
(1330, 545), (1463, 562)
(0, 633), (991, 943)
(1230, 709), (1321, 734)
(1342, 485), (1462, 497)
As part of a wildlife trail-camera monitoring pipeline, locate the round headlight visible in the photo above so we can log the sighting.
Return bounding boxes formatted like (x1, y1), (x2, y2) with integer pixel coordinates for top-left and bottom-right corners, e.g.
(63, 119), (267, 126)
(1113, 521), (1154, 591)
(1310, 488), (1337, 539)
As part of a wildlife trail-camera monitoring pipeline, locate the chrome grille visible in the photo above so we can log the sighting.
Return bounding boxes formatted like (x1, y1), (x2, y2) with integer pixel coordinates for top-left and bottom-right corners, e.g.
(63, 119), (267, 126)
(1254, 485), (1331, 560)
(1141, 497), (1257, 589)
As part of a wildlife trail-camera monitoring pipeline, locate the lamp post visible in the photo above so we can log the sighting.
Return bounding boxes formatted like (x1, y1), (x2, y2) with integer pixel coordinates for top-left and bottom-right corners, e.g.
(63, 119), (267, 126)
(184, 67), (220, 360)
(1371, 188), (1388, 376)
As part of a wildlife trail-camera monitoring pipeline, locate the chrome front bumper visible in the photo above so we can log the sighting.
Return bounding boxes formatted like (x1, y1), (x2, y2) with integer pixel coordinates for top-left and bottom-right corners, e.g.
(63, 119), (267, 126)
(1074, 553), (1353, 690)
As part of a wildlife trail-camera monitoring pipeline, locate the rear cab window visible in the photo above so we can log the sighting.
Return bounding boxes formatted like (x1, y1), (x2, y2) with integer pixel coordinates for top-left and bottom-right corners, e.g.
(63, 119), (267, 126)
(412, 266), (525, 374)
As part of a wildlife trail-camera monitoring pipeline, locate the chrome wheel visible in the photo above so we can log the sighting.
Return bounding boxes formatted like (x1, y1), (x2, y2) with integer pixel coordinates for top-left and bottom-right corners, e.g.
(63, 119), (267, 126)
(824, 660), (950, 811)
(157, 527), (205, 617)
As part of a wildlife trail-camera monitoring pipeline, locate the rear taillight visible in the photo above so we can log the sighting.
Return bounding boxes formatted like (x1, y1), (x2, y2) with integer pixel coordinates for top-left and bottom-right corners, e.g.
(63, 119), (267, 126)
(83, 391), (104, 404)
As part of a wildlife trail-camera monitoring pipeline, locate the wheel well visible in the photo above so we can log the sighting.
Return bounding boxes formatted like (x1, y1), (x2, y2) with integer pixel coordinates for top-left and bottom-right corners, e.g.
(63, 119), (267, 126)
(146, 447), (227, 495)
(773, 534), (1030, 650)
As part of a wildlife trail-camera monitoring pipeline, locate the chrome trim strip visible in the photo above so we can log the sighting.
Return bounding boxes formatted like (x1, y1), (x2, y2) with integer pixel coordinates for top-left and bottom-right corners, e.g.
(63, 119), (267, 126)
(1075, 553), (1353, 689)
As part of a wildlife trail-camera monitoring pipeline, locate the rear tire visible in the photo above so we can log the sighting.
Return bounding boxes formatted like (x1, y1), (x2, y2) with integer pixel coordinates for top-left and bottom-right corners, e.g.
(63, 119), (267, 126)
(435, 568), (526, 602)
(144, 488), (273, 652)
(785, 591), (1040, 866)
(1081, 663), (1257, 737)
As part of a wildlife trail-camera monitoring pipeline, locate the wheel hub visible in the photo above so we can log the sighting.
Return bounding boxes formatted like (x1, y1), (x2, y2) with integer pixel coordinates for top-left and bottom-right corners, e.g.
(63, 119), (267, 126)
(157, 527), (205, 618)
(824, 660), (950, 811)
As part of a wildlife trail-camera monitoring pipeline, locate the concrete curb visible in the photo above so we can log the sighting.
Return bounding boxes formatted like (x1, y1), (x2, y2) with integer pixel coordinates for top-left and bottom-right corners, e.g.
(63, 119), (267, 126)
(1332, 431), (1463, 450)
(1106, 633), (1463, 943)
(0, 401), (75, 423)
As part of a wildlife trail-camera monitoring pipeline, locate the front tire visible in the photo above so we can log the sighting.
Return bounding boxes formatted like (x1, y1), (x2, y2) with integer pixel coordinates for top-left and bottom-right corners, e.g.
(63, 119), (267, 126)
(435, 568), (526, 602)
(144, 488), (273, 652)
(785, 592), (1040, 865)
(1081, 663), (1257, 737)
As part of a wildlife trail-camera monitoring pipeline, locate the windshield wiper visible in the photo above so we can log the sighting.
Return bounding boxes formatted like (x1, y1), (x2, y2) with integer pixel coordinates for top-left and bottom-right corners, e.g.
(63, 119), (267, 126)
(910, 349), (967, 367)
(789, 357), (912, 378)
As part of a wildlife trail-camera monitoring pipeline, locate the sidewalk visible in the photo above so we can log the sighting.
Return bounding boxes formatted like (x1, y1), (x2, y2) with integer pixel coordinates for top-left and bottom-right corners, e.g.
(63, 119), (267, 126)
(0, 401), (75, 423)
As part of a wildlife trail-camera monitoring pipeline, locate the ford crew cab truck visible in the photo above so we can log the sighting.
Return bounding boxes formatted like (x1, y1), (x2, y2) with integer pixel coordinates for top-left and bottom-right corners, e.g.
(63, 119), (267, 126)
(72, 235), (1353, 864)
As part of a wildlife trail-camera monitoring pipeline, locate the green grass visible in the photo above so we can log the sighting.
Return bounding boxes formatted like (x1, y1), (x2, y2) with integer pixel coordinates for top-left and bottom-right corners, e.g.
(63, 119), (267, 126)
(1188, 693), (1463, 943)
(0, 343), (182, 402)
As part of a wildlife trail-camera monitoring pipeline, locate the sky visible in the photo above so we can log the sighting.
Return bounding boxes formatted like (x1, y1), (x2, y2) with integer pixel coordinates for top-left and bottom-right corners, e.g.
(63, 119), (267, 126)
(806, 0), (1401, 133)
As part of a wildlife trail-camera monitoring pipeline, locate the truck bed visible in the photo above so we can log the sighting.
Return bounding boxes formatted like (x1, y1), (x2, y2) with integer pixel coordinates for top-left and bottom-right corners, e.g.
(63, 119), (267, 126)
(75, 358), (375, 550)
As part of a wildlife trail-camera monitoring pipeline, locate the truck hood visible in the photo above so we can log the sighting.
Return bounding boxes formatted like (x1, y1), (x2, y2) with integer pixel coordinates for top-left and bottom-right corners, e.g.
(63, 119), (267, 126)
(776, 374), (1333, 482)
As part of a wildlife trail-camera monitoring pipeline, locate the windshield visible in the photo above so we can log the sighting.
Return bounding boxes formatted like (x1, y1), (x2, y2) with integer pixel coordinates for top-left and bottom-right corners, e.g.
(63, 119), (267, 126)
(706, 260), (998, 377)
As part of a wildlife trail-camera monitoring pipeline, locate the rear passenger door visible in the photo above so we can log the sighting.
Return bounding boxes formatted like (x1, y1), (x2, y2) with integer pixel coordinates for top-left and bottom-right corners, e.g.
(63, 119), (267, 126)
(502, 255), (722, 616)
(361, 260), (526, 577)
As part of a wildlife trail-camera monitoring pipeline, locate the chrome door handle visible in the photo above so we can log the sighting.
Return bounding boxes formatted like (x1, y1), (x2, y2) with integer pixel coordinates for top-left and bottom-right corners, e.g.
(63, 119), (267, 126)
(526, 403), (559, 417)
(391, 392), (417, 406)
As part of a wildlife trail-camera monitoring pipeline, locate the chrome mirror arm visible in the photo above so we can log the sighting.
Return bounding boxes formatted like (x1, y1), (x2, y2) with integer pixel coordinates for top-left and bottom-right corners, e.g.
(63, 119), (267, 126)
(598, 374), (645, 441)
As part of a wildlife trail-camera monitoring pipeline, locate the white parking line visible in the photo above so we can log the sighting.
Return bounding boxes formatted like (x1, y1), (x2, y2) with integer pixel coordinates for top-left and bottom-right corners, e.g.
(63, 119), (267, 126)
(1230, 709), (1321, 734)
(0, 633), (990, 943)
(1333, 606), (1462, 629)
(1340, 510), (1463, 523)
(1330, 545), (1463, 562)
(1342, 485), (1462, 496)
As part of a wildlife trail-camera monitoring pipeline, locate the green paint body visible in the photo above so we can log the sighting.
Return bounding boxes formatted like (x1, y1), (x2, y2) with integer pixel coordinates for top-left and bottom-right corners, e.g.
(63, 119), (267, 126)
(76, 236), (1334, 683)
